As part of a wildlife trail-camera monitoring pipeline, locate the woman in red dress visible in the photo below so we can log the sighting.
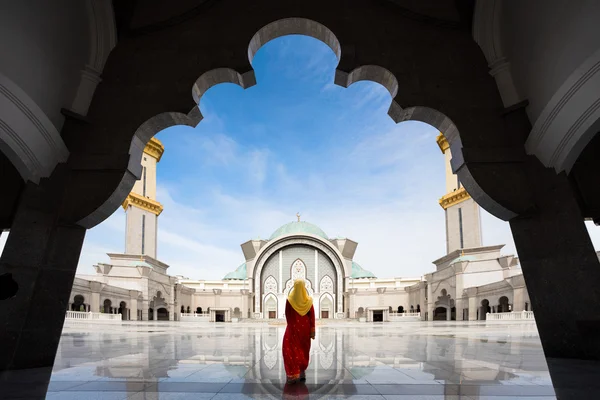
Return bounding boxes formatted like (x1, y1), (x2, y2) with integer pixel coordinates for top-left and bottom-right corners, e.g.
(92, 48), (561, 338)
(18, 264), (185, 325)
(282, 279), (315, 384)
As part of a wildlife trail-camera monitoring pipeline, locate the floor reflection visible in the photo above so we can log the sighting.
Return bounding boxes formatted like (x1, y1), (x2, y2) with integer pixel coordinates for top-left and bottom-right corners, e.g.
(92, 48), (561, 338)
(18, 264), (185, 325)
(42, 321), (559, 399)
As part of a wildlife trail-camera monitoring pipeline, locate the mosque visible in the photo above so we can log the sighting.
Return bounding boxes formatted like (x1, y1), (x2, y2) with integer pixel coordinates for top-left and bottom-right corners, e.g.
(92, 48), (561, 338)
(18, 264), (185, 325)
(68, 134), (530, 322)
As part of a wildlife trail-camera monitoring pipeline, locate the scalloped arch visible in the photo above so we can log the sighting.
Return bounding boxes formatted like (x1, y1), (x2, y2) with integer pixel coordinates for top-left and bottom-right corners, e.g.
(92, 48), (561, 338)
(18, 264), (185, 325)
(84, 17), (521, 232)
(77, 108), (201, 228)
(398, 106), (518, 221)
(191, 68), (256, 118)
(248, 18), (341, 65)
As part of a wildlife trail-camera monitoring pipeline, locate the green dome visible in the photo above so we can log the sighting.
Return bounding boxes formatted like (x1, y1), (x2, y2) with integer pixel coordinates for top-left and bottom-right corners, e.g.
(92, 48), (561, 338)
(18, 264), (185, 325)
(269, 221), (328, 240)
(223, 263), (247, 280)
(351, 261), (376, 279)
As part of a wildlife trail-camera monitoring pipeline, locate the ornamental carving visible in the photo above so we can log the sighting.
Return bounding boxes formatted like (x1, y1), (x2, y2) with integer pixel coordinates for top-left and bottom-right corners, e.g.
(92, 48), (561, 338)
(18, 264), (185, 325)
(264, 276), (277, 294)
(320, 351), (334, 370)
(263, 350), (277, 370)
(320, 275), (334, 293)
(435, 289), (455, 307)
(284, 261), (314, 297)
(291, 259), (306, 280)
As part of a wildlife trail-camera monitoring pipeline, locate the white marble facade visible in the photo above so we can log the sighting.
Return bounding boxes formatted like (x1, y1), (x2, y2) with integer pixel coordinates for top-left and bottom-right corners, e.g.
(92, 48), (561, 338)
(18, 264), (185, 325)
(68, 134), (537, 322)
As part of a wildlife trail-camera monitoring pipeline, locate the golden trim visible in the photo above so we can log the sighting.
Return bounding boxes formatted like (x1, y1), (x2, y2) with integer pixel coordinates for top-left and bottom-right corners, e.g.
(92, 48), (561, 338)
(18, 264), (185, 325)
(439, 187), (471, 210)
(436, 133), (449, 154)
(144, 137), (165, 162)
(122, 192), (164, 216)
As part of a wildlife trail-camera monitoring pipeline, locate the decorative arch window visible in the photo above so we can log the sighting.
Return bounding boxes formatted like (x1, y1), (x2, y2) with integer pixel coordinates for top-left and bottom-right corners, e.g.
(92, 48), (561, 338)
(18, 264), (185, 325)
(320, 275), (334, 293)
(264, 276), (277, 294)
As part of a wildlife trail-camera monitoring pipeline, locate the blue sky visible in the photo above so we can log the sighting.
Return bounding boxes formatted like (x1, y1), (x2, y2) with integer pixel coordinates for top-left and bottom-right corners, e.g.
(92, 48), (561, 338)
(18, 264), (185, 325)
(1, 35), (599, 279)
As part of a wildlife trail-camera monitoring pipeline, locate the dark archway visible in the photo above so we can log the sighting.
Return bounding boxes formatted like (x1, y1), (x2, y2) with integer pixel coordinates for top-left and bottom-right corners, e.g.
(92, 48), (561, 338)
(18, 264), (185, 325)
(479, 299), (491, 320)
(357, 307), (364, 319)
(157, 308), (169, 321)
(498, 296), (510, 313)
(148, 308), (154, 320)
(434, 307), (448, 321)
(196, 307), (202, 314)
(119, 301), (127, 320)
(103, 299), (112, 314)
(72, 295), (85, 311)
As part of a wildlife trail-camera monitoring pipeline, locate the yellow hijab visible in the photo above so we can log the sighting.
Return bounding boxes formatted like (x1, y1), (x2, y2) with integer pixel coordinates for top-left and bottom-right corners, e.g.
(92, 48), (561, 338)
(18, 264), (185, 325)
(288, 279), (313, 316)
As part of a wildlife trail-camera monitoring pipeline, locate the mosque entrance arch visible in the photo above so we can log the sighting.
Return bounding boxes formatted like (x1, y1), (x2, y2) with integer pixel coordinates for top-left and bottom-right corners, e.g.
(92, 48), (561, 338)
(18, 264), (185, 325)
(253, 236), (346, 318)
(434, 307), (448, 321)
(156, 308), (169, 321)
(434, 289), (455, 321)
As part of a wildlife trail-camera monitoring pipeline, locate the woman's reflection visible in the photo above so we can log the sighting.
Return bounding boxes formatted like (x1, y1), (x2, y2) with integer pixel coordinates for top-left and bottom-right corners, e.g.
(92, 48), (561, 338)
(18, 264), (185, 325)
(282, 381), (309, 400)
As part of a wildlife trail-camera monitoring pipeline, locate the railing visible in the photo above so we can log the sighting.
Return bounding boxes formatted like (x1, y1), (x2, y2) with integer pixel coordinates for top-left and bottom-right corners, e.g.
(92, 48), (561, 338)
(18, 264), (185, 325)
(65, 311), (122, 321)
(389, 312), (421, 317)
(180, 312), (209, 317)
(486, 311), (535, 321)
(180, 312), (210, 322)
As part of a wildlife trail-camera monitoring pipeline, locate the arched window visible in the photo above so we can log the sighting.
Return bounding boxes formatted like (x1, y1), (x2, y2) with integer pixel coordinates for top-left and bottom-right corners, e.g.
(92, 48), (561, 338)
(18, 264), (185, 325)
(498, 296), (509, 313)
(73, 295), (85, 311)
(103, 299), (112, 313)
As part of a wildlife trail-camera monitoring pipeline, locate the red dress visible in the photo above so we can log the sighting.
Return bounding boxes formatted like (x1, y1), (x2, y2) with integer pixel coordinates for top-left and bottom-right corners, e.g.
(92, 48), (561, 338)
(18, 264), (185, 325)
(282, 300), (315, 380)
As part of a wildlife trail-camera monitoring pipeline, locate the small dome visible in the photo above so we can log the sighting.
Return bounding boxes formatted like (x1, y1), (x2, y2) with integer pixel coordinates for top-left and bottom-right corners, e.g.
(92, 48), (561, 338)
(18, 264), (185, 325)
(269, 221), (328, 240)
(223, 263), (247, 280)
(351, 261), (376, 279)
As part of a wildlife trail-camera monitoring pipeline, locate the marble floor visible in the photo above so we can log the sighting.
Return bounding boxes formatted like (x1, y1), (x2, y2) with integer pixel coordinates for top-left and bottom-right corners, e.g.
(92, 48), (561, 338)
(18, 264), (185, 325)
(3, 321), (564, 399)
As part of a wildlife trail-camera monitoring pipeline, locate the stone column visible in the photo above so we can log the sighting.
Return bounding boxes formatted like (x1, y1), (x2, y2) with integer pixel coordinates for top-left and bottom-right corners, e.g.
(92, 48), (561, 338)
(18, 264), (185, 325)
(509, 167), (600, 359)
(241, 289), (249, 318)
(129, 291), (140, 321)
(168, 303), (174, 321)
(0, 176), (86, 380)
(468, 295), (477, 321)
(140, 300), (148, 321)
(348, 289), (357, 318)
(90, 283), (103, 313)
(426, 280), (434, 321)
(512, 287), (525, 312)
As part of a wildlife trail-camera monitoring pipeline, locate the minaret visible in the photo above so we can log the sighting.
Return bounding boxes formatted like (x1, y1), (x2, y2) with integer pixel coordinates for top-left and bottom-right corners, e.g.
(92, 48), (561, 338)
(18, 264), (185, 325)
(121, 137), (164, 259)
(436, 133), (482, 254)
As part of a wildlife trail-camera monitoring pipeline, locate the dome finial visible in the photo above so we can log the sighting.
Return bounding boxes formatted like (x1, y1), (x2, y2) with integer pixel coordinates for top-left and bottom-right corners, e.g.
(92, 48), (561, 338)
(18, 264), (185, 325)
(296, 212), (301, 222)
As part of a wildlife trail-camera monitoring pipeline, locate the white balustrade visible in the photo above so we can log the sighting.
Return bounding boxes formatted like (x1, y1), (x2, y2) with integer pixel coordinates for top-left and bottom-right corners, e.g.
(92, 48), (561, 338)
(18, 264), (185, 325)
(388, 312), (421, 317)
(388, 312), (421, 322)
(485, 311), (535, 321)
(65, 311), (122, 322)
(180, 312), (210, 322)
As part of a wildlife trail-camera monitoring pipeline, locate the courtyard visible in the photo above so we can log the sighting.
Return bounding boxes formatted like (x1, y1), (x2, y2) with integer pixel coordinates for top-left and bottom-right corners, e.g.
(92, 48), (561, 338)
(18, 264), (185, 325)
(20, 320), (556, 399)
